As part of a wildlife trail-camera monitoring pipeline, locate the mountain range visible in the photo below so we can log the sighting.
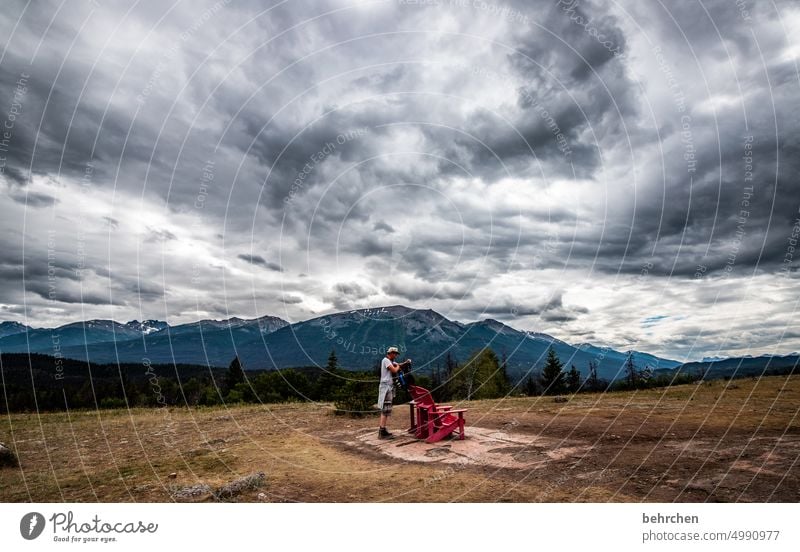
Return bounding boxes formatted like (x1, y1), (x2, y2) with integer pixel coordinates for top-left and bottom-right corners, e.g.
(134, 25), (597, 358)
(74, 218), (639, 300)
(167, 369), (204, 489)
(2, 306), (794, 382)
(0, 306), (685, 381)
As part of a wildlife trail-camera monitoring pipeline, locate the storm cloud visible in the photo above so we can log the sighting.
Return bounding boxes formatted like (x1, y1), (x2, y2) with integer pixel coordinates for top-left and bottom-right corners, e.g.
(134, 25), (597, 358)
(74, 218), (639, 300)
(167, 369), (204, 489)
(0, 0), (798, 359)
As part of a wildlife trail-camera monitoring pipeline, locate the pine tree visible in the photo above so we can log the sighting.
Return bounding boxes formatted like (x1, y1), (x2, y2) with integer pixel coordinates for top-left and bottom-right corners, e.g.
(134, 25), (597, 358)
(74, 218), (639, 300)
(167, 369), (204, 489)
(327, 349), (338, 371)
(315, 349), (340, 400)
(566, 364), (581, 393)
(540, 348), (566, 395)
(223, 356), (245, 393)
(625, 352), (639, 388)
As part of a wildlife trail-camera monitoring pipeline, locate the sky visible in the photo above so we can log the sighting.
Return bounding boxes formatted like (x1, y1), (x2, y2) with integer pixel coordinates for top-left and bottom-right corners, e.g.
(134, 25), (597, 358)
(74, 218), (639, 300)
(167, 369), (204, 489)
(0, 0), (798, 361)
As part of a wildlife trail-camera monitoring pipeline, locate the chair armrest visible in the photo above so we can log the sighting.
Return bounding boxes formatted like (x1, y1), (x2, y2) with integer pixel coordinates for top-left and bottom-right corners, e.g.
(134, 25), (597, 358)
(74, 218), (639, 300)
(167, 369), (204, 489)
(430, 408), (467, 416)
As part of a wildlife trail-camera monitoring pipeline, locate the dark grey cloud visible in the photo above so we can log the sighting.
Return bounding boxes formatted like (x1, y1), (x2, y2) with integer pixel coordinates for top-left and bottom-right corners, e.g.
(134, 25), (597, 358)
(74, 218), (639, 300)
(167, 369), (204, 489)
(238, 253), (266, 265)
(476, 291), (589, 324)
(25, 281), (108, 305)
(333, 282), (371, 298)
(382, 279), (473, 302)
(11, 191), (58, 207)
(373, 221), (394, 232)
(0, 0), (797, 359)
(321, 281), (377, 311)
(237, 254), (283, 272)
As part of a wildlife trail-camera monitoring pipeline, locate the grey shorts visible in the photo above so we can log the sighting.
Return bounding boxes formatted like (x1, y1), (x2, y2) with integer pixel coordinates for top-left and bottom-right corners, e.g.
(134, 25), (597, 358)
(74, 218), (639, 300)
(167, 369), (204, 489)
(379, 385), (394, 415)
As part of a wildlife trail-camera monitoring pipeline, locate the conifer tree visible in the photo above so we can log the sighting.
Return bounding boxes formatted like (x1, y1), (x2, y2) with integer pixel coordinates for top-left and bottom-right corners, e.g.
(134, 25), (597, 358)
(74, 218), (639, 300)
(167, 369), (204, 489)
(540, 348), (566, 395)
(566, 364), (581, 393)
(224, 356), (245, 394)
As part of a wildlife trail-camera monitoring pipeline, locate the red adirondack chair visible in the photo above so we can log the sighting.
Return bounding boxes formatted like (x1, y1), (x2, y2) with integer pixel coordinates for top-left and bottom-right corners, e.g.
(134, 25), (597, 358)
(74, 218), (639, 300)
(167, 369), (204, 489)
(407, 385), (466, 443)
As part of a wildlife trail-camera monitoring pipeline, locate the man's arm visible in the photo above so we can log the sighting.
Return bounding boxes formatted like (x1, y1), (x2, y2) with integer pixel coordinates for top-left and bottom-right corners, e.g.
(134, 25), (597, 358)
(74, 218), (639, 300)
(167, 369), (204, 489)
(389, 359), (411, 374)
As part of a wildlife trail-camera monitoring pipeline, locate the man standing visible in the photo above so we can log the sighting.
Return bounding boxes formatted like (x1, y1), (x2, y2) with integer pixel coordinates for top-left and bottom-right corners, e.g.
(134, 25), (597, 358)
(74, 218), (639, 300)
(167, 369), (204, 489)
(378, 346), (411, 439)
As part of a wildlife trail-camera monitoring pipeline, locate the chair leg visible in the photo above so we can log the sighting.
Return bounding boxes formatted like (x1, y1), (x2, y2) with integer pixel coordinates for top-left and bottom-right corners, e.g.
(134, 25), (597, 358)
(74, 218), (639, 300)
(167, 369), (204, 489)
(416, 409), (429, 439)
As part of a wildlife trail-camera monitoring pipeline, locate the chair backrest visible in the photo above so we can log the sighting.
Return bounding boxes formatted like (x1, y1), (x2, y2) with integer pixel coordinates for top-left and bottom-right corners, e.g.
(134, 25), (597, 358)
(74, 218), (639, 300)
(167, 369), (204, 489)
(408, 385), (435, 407)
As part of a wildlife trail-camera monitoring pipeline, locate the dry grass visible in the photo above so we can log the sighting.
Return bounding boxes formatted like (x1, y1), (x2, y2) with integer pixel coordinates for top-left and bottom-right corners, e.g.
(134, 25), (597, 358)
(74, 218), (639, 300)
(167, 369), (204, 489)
(1, 375), (798, 502)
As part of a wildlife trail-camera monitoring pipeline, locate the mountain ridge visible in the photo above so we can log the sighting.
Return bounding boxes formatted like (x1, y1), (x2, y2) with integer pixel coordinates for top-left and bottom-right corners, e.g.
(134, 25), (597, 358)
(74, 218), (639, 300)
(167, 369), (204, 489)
(0, 305), (687, 381)
(3, 305), (794, 382)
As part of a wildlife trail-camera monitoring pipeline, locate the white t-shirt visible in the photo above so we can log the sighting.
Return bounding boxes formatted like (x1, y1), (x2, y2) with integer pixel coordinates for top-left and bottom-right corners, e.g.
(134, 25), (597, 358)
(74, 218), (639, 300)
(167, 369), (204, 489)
(380, 357), (395, 385)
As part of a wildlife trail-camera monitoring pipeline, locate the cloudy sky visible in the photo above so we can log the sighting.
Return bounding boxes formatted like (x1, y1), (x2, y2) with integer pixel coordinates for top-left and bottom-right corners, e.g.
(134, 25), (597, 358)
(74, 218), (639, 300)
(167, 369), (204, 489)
(1, 0), (798, 360)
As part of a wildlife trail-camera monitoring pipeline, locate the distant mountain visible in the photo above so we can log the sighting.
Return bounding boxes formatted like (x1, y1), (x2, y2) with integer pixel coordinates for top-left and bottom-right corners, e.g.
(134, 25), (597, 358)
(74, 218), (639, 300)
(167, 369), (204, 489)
(0, 315), (289, 363)
(0, 306), (681, 381)
(56, 315), (291, 366)
(573, 343), (679, 374)
(0, 321), (31, 339)
(124, 320), (169, 335)
(167, 315), (287, 335)
(669, 354), (800, 380)
(0, 319), (150, 352)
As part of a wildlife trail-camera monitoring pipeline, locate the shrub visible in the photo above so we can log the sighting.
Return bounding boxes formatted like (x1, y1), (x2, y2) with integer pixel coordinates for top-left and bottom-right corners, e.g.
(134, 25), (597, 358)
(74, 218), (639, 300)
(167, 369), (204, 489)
(99, 397), (127, 409)
(333, 375), (378, 417)
(0, 442), (18, 468)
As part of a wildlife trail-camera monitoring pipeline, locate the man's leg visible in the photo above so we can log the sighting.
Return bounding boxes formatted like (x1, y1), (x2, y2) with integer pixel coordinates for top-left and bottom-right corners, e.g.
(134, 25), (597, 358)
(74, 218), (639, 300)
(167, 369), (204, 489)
(379, 390), (394, 438)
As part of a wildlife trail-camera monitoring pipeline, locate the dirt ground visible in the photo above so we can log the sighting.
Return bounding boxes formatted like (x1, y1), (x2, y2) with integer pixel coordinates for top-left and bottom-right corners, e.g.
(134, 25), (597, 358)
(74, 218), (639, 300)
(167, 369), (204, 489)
(1, 375), (799, 502)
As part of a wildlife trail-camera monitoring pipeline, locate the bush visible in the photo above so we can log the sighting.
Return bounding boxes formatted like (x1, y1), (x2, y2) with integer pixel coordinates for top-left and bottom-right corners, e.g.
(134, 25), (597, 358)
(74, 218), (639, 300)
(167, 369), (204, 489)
(0, 442), (18, 468)
(333, 375), (379, 417)
(225, 389), (245, 403)
(99, 397), (127, 409)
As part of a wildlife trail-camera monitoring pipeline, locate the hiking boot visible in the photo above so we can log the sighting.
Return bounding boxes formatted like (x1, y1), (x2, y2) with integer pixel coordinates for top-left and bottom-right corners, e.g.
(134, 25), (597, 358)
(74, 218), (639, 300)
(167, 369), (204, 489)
(378, 427), (395, 439)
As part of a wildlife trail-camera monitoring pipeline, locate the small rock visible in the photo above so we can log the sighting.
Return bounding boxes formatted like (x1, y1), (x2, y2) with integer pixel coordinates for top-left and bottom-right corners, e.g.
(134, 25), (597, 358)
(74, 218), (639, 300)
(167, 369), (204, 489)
(168, 472), (177, 479)
(171, 484), (213, 501)
(215, 472), (267, 501)
(257, 492), (267, 501)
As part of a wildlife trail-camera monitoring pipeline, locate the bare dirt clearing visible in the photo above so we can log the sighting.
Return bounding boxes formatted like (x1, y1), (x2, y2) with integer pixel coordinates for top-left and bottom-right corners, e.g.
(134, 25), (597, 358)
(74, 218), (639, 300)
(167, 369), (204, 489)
(2, 375), (798, 502)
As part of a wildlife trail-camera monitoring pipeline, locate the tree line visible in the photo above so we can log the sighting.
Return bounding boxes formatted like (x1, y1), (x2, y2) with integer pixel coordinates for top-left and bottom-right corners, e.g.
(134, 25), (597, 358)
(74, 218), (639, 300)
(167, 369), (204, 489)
(3, 348), (793, 415)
